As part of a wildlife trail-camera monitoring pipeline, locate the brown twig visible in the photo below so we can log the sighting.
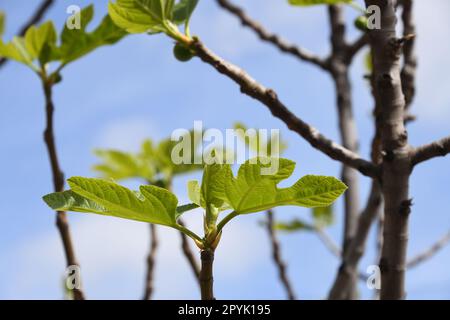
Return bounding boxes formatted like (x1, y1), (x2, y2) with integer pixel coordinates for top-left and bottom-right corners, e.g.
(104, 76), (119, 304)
(343, 34), (369, 64)
(143, 224), (158, 300)
(199, 249), (215, 300)
(328, 180), (382, 299)
(412, 136), (450, 167)
(314, 227), (342, 258)
(190, 39), (378, 179)
(178, 219), (201, 280)
(327, 5), (362, 298)
(400, 0), (417, 119)
(43, 80), (84, 300)
(0, 0), (54, 68)
(215, 0), (328, 70)
(266, 210), (297, 300)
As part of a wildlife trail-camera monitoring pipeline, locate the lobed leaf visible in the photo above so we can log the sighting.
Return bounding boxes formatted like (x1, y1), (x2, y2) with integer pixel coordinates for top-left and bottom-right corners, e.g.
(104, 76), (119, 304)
(108, 0), (172, 33)
(0, 5), (126, 70)
(44, 177), (182, 226)
(209, 158), (347, 215)
(172, 0), (199, 26)
(59, 6), (127, 64)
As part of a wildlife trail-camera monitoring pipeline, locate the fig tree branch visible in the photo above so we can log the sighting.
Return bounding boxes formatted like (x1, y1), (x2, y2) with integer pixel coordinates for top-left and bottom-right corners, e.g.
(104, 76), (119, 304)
(178, 219), (201, 280)
(215, 0), (328, 70)
(143, 224), (158, 300)
(42, 79), (84, 300)
(412, 136), (450, 166)
(365, 0), (412, 300)
(400, 0), (417, 118)
(266, 210), (296, 300)
(190, 39), (378, 179)
(407, 230), (450, 269)
(327, 4), (362, 298)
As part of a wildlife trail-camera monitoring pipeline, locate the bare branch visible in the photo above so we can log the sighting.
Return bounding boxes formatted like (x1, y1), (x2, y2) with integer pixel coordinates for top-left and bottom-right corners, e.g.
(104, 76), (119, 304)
(0, 0), (54, 68)
(400, 0), (418, 116)
(412, 136), (450, 167)
(343, 34), (369, 63)
(215, 0), (328, 70)
(178, 219), (201, 281)
(327, 5), (362, 298)
(191, 38), (378, 178)
(43, 81), (84, 300)
(314, 227), (341, 258)
(328, 181), (382, 299)
(266, 210), (296, 300)
(407, 231), (450, 269)
(143, 224), (158, 300)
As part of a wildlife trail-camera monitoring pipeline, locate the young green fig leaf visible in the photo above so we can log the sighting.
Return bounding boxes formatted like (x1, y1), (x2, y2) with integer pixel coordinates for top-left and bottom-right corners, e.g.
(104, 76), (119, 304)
(210, 158), (347, 216)
(44, 177), (182, 226)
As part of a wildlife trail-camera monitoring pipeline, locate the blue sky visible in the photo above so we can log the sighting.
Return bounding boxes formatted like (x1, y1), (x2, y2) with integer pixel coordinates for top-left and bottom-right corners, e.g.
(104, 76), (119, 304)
(0, 0), (449, 299)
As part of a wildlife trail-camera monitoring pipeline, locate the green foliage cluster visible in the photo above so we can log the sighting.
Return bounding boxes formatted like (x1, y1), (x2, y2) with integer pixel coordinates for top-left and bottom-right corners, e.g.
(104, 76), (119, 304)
(93, 130), (203, 185)
(0, 5), (126, 76)
(44, 158), (347, 249)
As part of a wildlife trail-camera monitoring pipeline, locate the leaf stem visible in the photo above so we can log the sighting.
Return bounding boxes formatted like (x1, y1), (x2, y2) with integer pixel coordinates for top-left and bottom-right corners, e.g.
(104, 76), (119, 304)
(173, 223), (203, 243)
(216, 211), (238, 232)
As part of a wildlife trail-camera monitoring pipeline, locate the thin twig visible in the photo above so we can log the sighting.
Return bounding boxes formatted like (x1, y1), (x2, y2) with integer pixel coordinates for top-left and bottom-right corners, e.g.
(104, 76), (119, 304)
(143, 224), (158, 300)
(412, 136), (450, 167)
(314, 227), (341, 258)
(327, 6), (361, 299)
(400, 0), (417, 119)
(266, 210), (297, 300)
(178, 219), (201, 280)
(0, 0), (54, 68)
(190, 39), (378, 179)
(407, 231), (450, 269)
(43, 80), (84, 300)
(313, 226), (370, 283)
(216, 0), (328, 70)
(343, 34), (369, 63)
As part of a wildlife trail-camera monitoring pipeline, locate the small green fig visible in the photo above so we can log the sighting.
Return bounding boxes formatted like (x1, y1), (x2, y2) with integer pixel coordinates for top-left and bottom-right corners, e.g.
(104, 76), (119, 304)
(173, 43), (194, 62)
(50, 72), (63, 84)
(354, 15), (368, 31)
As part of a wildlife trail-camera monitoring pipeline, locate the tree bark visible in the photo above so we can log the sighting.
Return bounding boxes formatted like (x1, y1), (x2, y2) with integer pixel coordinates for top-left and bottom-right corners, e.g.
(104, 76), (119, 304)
(199, 249), (215, 300)
(143, 224), (158, 300)
(365, 0), (412, 300)
(43, 81), (84, 300)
